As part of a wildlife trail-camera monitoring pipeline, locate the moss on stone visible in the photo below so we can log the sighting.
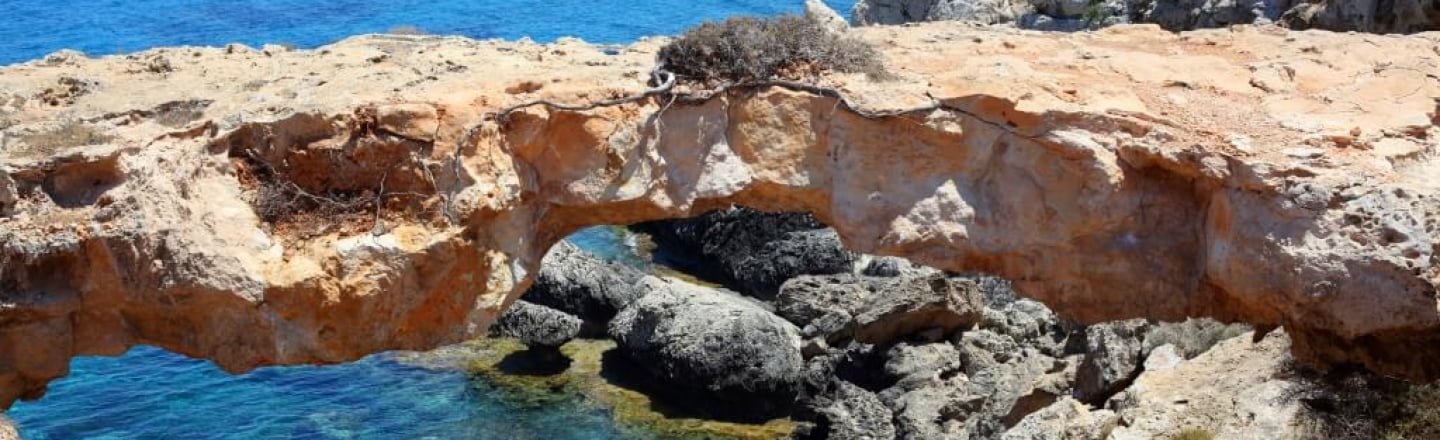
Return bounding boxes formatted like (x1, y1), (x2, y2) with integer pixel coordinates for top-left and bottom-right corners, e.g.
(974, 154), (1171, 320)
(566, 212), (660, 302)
(465, 337), (793, 440)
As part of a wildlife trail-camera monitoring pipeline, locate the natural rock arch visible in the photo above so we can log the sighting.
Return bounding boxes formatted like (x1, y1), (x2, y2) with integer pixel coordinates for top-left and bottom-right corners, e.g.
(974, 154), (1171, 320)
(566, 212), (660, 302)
(1, 25), (1437, 409)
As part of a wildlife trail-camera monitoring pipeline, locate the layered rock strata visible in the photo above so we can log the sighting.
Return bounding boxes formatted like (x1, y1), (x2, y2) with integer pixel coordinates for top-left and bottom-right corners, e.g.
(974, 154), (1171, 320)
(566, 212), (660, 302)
(0, 23), (1437, 408)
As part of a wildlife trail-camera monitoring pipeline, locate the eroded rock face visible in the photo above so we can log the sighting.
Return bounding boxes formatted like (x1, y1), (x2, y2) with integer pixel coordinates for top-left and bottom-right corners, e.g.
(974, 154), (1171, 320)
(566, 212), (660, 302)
(0, 24), (1437, 408)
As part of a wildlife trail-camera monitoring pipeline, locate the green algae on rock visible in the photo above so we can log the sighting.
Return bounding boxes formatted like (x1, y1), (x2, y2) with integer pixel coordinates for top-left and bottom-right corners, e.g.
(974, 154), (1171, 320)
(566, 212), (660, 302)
(463, 338), (794, 440)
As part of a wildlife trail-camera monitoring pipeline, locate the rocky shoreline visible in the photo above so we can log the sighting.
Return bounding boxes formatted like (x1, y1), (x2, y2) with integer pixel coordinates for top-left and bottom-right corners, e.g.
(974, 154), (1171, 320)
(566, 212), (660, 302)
(2, 6), (1439, 436)
(484, 207), (1439, 439)
(850, 0), (1439, 33)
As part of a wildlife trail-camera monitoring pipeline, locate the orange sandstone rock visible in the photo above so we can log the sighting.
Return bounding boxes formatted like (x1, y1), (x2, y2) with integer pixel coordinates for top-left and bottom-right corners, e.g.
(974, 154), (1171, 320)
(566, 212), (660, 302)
(0, 24), (1437, 408)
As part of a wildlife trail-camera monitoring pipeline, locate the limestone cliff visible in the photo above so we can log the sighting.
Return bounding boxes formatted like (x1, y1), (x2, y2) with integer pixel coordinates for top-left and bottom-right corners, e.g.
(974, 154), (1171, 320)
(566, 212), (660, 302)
(0, 24), (1437, 408)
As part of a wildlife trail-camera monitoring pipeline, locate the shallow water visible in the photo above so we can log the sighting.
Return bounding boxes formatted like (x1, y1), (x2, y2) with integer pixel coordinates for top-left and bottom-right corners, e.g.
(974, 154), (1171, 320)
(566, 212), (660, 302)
(8, 227), (698, 439)
(9, 346), (634, 440)
(0, 0), (852, 65)
(3, 1), (856, 435)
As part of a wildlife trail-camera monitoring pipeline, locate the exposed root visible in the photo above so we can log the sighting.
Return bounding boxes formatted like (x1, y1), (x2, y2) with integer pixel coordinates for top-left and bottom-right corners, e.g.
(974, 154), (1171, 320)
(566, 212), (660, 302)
(484, 68), (1061, 149)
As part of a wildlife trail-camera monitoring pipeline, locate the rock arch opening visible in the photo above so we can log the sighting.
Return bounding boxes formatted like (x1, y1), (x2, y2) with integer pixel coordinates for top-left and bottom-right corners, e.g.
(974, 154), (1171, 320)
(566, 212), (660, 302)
(1, 30), (1438, 425)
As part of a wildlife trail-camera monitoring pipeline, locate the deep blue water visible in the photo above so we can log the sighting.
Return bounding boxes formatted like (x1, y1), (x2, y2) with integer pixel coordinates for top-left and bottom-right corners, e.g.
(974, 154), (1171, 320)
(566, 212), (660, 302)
(0, 0), (853, 65)
(8, 227), (658, 439)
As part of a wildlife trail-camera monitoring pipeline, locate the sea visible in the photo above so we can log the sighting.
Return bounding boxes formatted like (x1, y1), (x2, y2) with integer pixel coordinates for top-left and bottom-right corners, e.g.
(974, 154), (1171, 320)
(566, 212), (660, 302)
(2, 1), (852, 437)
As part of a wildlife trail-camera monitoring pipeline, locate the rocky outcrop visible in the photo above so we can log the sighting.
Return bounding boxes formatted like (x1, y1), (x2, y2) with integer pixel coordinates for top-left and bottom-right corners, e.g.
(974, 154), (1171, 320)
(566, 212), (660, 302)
(489, 300), (582, 348)
(1074, 319), (1150, 404)
(607, 277), (805, 420)
(633, 207), (856, 300)
(1107, 331), (1308, 439)
(521, 241), (645, 336)
(0, 24), (1437, 407)
(1001, 396), (1118, 440)
(852, 0), (1439, 33)
(852, 274), (986, 344)
(777, 273), (988, 346)
(790, 271), (1092, 439)
(794, 380), (897, 440)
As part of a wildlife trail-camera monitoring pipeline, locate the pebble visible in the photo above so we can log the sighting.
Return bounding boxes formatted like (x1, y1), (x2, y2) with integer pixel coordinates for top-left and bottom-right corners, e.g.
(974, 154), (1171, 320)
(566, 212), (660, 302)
(1283, 147), (1325, 159)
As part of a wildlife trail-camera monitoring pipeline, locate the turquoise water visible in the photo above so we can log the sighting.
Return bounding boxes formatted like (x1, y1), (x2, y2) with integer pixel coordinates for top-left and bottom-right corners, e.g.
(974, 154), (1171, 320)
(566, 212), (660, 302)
(10, 347), (629, 440)
(4, 1), (858, 436)
(8, 227), (654, 439)
(0, 0), (852, 65)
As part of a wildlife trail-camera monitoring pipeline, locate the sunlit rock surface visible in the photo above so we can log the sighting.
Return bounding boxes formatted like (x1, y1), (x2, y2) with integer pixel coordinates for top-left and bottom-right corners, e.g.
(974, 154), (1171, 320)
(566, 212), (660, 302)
(0, 24), (1437, 407)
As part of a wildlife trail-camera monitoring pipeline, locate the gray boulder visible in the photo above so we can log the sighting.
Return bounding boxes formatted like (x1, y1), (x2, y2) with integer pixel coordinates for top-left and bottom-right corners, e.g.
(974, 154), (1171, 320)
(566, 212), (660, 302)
(1144, 0), (1271, 30)
(865, 328), (1073, 440)
(783, 271), (984, 346)
(524, 241), (645, 336)
(607, 277), (805, 419)
(860, 255), (941, 278)
(981, 295), (1072, 357)
(631, 207), (855, 300)
(776, 274), (875, 328)
(954, 349), (1069, 439)
(489, 300), (582, 348)
(731, 228), (855, 301)
(1074, 319), (1150, 404)
(1000, 397), (1119, 440)
(887, 375), (971, 440)
(884, 342), (962, 386)
(779, 273), (986, 346)
(886, 329), (1076, 440)
(853, 274), (985, 345)
(1142, 317), (1252, 359)
(795, 380), (897, 440)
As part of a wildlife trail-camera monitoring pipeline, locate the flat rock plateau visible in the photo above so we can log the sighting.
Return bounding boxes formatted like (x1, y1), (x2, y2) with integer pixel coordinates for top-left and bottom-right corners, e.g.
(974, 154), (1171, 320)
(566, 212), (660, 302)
(0, 22), (1437, 410)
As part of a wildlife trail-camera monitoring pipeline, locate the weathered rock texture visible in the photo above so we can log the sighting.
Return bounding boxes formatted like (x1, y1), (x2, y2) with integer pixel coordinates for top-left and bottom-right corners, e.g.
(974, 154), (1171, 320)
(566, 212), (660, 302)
(1108, 331), (1307, 439)
(852, 0), (1440, 33)
(489, 300), (582, 348)
(633, 206), (856, 300)
(520, 240), (646, 336)
(0, 24), (1438, 408)
(608, 277), (806, 420)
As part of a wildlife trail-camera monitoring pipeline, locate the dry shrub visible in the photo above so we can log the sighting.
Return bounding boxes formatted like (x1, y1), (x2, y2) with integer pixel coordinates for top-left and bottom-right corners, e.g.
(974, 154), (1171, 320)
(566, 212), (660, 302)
(1292, 365), (1440, 440)
(657, 14), (887, 84)
(232, 157), (376, 238)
